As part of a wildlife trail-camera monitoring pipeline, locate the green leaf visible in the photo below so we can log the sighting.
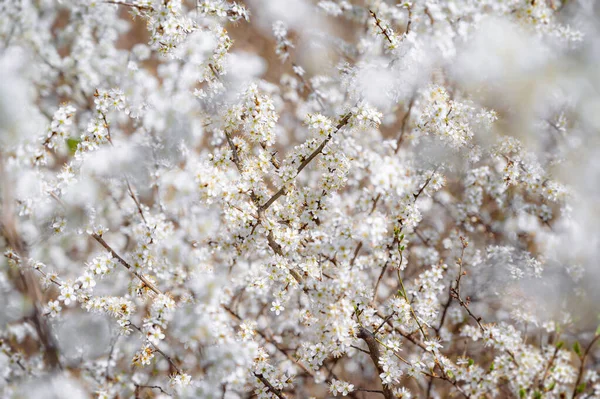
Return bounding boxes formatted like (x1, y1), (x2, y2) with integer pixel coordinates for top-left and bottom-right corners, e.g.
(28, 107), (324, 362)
(446, 370), (454, 379)
(468, 358), (474, 367)
(546, 381), (555, 391)
(595, 324), (600, 336)
(556, 341), (564, 350)
(576, 383), (586, 393)
(66, 138), (80, 154)
(489, 362), (494, 371)
(519, 388), (526, 398)
(533, 391), (542, 399)
(573, 341), (582, 357)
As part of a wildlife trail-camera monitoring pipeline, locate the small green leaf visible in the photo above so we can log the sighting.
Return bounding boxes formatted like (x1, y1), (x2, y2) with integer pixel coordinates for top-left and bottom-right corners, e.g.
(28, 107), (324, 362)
(489, 362), (494, 371)
(573, 341), (582, 357)
(66, 138), (80, 154)
(546, 381), (556, 391)
(533, 391), (542, 399)
(595, 324), (600, 336)
(519, 388), (526, 398)
(400, 245), (405, 251)
(468, 358), (474, 367)
(576, 383), (586, 393)
(446, 370), (454, 379)
(556, 341), (564, 350)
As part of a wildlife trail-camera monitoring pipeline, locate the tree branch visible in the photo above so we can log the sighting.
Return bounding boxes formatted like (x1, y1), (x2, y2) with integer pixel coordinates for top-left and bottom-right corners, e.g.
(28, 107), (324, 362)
(357, 326), (395, 399)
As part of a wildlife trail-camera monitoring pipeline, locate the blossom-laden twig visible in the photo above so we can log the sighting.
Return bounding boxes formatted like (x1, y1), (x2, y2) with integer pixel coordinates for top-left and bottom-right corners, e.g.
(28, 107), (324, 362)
(0, 0), (595, 398)
(357, 326), (395, 399)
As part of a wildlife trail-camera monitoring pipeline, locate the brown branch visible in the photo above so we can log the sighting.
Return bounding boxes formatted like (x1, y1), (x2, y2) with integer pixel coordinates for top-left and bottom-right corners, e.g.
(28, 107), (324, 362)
(103, 0), (152, 11)
(49, 178), (165, 298)
(405, 5), (413, 34)
(373, 312), (395, 335)
(350, 344), (371, 355)
(375, 311), (427, 351)
(424, 7), (435, 25)
(434, 287), (452, 336)
(370, 193), (381, 214)
(259, 112), (352, 212)
(291, 62), (327, 110)
(356, 388), (385, 395)
(254, 373), (285, 399)
(134, 384), (171, 396)
(0, 156), (62, 370)
(349, 241), (362, 268)
(357, 327), (395, 399)
(106, 335), (119, 383)
(413, 165), (440, 201)
(91, 234), (162, 296)
(372, 262), (389, 304)
(126, 180), (148, 225)
(369, 10), (394, 45)
(537, 342), (560, 391)
(223, 131), (304, 285)
(394, 95), (415, 153)
(222, 114), (352, 286)
(130, 323), (182, 375)
(422, 368), (469, 398)
(450, 237), (485, 332)
(572, 334), (600, 398)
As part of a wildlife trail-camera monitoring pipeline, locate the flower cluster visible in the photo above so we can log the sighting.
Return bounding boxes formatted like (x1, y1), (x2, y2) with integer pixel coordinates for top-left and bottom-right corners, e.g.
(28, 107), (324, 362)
(0, 1), (598, 399)
(272, 21), (293, 62)
(417, 85), (496, 150)
(329, 378), (355, 396)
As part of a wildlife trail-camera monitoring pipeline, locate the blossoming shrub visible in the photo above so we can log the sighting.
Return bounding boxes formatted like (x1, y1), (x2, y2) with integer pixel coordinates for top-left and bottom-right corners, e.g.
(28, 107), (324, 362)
(1, 1), (599, 398)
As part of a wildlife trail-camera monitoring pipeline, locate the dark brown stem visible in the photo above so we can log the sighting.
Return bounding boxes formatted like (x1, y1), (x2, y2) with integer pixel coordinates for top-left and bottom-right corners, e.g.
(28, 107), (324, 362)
(130, 323), (182, 375)
(395, 96), (415, 153)
(434, 288), (452, 336)
(254, 373), (285, 399)
(413, 165), (440, 201)
(223, 131), (304, 285)
(104, 1), (152, 11)
(126, 180), (148, 225)
(91, 234), (162, 295)
(357, 327), (395, 399)
(134, 384), (171, 396)
(372, 262), (389, 304)
(369, 10), (394, 45)
(259, 112), (352, 212)
(350, 241), (362, 268)
(572, 334), (600, 398)
(375, 310), (428, 351)
(0, 156), (62, 370)
(356, 388), (385, 395)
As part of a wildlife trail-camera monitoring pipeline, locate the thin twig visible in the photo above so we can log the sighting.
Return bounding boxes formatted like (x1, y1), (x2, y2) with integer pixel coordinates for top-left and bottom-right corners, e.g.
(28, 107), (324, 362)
(130, 323), (182, 375)
(259, 112), (352, 212)
(91, 234), (162, 296)
(134, 384), (172, 396)
(572, 334), (600, 399)
(103, 0), (152, 11)
(254, 373), (285, 399)
(369, 10), (394, 45)
(372, 262), (389, 303)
